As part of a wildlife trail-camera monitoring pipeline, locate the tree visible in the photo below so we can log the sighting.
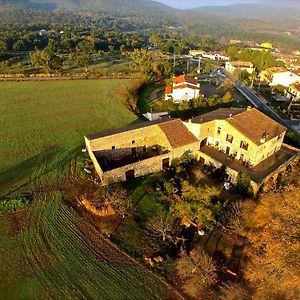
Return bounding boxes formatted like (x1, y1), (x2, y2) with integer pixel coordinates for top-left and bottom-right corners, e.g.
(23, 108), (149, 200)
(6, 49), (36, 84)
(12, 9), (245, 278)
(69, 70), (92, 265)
(131, 49), (156, 81)
(222, 91), (233, 103)
(236, 171), (253, 197)
(103, 188), (134, 219)
(240, 178), (300, 299)
(219, 283), (249, 300)
(171, 181), (221, 229)
(30, 40), (63, 73)
(177, 248), (217, 297)
(76, 40), (95, 72)
(117, 79), (145, 113)
(204, 61), (213, 74)
(158, 59), (174, 79)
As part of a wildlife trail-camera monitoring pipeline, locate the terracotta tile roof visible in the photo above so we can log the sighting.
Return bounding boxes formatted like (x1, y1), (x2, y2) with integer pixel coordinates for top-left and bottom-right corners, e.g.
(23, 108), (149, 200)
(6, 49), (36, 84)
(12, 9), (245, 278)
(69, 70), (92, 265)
(165, 86), (172, 95)
(192, 108), (286, 145)
(87, 118), (198, 149)
(227, 108), (286, 145)
(231, 61), (253, 68)
(158, 119), (198, 148)
(173, 83), (200, 90)
(291, 83), (300, 91)
(173, 75), (198, 86)
(192, 108), (246, 124)
(266, 67), (289, 74)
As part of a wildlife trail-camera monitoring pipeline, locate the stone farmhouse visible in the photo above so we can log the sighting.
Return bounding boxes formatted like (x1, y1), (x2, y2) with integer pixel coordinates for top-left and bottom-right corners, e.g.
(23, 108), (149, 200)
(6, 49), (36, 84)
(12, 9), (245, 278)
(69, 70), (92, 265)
(85, 107), (299, 192)
(184, 107), (286, 167)
(85, 119), (199, 184)
(165, 75), (201, 102)
(225, 61), (255, 74)
(260, 67), (300, 87)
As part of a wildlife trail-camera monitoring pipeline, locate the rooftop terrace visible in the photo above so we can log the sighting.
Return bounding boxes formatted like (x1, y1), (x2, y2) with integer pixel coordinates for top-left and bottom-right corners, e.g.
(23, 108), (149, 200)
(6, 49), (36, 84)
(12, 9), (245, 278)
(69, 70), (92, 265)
(199, 144), (297, 183)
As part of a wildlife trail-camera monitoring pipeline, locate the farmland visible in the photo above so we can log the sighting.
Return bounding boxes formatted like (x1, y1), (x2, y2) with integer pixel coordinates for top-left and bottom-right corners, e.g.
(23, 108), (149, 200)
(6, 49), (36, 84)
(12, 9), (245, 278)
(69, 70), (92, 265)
(0, 80), (181, 299)
(0, 79), (136, 195)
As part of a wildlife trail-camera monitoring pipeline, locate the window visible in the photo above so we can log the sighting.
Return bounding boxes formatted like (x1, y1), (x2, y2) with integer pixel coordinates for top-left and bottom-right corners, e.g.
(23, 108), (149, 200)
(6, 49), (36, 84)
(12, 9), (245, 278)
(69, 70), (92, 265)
(240, 141), (249, 150)
(112, 146), (115, 150)
(215, 141), (220, 147)
(132, 140), (135, 144)
(217, 127), (221, 134)
(226, 134), (233, 143)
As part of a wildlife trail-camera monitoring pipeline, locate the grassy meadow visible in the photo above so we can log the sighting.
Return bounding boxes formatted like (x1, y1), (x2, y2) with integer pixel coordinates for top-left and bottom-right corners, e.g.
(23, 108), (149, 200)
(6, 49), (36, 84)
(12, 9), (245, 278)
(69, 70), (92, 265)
(0, 79), (181, 299)
(0, 79), (136, 195)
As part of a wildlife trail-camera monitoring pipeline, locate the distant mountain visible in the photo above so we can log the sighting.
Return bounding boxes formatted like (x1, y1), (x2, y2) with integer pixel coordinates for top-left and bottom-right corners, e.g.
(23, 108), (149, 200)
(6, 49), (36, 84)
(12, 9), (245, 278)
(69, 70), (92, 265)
(193, 3), (300, 19)
(1, 0), (174, 12)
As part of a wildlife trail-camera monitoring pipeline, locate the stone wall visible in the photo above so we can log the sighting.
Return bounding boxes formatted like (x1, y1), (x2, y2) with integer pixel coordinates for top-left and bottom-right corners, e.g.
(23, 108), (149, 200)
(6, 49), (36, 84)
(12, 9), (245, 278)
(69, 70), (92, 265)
(102, 142), (199, 184)
(89, 125), (171, 160)
(85, 137), (104, 180)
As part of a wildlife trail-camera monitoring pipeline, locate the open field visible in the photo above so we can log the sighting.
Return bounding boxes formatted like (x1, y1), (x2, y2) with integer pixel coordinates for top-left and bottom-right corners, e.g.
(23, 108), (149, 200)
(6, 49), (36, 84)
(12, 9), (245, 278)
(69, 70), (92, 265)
(0, 79), (137, 195)
(0, 79), (182, 299)
(0, 192), (181, 299)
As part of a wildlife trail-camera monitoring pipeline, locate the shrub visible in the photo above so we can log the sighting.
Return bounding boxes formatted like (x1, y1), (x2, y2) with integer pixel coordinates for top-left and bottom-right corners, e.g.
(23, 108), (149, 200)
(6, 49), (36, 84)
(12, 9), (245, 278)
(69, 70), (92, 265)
(236, 171), (253, 197)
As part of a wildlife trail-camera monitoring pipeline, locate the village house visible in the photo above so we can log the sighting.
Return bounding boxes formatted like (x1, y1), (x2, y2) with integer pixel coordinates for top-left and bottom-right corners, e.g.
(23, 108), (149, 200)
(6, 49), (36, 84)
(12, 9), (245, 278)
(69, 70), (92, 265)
(84, 118), (199, 184)
(286, 83), (300, 119)
(165, 75), (201, 102)
(225, 61), (255, 74)
(85, 107), (299, 193)
(260, 67), (300, 87)
(184, 107), (300, 192)
(184, 107), (286, 167)
(189, 50), (229, 61)
(286, 83), (300, 101)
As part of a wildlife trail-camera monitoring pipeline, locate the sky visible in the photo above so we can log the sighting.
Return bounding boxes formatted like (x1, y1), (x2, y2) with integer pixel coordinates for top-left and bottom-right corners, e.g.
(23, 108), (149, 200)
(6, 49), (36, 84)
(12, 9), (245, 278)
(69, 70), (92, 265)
(155, 0), (289, 9)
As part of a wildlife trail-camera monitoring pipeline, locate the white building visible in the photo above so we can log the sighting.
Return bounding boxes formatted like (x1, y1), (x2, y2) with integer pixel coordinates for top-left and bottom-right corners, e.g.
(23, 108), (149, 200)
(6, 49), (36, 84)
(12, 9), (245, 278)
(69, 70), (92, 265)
(260, 67), (300, 87)
(165, 75), (201, 103)
(225, 61), (255, 74)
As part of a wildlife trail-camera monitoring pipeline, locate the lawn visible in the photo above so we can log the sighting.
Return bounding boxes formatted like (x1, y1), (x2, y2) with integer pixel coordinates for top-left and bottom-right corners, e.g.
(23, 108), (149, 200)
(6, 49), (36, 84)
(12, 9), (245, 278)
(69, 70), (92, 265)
(0, 79), (137, 195)
(0, 79), (181, 299)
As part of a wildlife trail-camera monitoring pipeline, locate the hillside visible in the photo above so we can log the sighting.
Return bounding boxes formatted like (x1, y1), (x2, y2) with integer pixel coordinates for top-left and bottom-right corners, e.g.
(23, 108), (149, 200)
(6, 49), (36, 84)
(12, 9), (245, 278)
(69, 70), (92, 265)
(0, 1), (299, 50)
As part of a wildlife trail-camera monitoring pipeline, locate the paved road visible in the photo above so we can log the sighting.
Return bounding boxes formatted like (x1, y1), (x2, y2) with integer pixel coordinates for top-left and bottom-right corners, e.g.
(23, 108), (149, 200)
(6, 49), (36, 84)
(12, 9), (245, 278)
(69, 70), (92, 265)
(223, 70), (300, 136)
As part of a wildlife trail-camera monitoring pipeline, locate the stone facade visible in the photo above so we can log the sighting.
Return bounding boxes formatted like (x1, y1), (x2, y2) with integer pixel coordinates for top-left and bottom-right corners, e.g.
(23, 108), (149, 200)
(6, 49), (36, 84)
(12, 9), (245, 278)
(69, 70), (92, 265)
(85, 118), (199, 184)
(102, 143), (198, 184)
(184, 108), (286, 167)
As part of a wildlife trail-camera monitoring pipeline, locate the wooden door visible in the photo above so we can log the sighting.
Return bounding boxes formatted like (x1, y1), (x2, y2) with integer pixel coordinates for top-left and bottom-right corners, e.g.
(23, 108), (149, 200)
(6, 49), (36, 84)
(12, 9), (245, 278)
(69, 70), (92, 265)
(162, 157), (170, 170)
(125, 169), (135, 181)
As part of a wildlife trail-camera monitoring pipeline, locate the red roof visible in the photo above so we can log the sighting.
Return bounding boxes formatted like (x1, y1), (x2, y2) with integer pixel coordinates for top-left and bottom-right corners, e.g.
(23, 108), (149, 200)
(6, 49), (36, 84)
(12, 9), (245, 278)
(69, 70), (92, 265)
(165, 86), (172, 95)
(158, 119), (198, 148)
(173, 75), (198, 86)
(173, 84), (200, 90)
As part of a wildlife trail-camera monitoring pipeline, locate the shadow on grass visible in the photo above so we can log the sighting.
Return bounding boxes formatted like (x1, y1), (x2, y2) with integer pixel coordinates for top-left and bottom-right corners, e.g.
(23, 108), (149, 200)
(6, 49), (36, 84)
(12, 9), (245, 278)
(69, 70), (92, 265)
(0, 144), (83, 197)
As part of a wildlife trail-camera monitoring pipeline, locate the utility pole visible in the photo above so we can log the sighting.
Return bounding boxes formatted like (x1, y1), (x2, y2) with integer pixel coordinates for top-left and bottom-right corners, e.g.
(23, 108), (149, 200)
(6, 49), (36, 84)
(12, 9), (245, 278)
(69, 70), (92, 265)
(187, 59), (189, 74)
(198, 56), (201, 74)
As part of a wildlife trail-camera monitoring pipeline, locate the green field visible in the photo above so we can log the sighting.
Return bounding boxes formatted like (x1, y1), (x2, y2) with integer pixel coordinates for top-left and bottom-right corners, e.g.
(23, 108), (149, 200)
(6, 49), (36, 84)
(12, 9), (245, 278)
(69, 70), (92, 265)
(0, 79), (137, 195)
(0, 80), (180, 299)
